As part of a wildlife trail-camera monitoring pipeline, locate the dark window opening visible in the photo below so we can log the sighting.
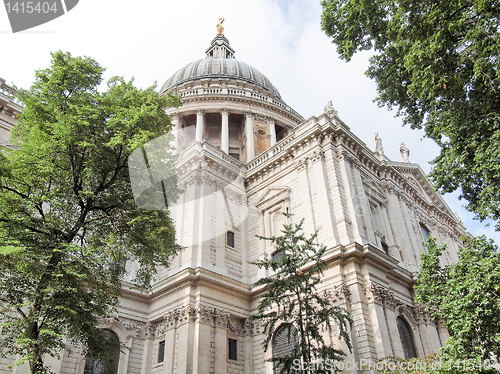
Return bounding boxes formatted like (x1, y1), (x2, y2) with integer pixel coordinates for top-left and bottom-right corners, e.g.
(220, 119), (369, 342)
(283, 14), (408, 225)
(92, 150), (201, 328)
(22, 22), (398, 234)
(227, 231), (235, 248)
(272, 249), (283, 262)
(420, 224), (430, 244)
(273, 324), (299, 373)
(397, 316), (417, 359)
(84, 330), (120, 374)
(381, 242), (389, 254)
(229, 153), (240, 161)
(158, 340), (165, 363)
(228, 338), (237, 360)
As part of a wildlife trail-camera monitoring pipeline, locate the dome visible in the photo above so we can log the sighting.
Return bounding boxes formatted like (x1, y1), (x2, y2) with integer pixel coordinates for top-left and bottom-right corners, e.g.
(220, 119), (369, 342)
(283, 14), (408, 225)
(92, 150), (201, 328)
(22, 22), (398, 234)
(160, 33), (282, 99)
(160, 57), (282, 99)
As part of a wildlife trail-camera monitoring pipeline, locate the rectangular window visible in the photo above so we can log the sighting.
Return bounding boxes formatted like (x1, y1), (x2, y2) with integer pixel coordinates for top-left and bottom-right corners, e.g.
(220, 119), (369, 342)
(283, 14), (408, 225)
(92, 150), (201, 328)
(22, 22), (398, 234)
(227, 231), (235, 248)
(381, 242), (388, 254)
(228, 338), (237, 361)
(229, 153), (240, 161)
(158, 340), (165, 363)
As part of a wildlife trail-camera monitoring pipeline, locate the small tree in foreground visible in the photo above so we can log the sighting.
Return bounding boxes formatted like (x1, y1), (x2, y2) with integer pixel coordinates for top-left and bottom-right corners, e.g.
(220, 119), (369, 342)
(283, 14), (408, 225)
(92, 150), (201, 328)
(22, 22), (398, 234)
(0, 51), (182, 373)
(251, 209), (352, 374)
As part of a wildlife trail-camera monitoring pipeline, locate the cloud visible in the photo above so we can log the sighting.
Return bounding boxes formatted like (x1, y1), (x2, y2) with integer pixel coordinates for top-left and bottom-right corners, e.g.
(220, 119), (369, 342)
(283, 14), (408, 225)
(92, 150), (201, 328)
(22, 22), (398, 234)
(2, 0), (498, 243)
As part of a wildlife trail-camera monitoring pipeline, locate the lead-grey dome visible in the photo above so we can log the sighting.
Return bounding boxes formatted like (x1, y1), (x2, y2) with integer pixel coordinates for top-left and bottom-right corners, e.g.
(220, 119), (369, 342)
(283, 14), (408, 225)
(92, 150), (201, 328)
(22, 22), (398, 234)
(160, 33), (282, 99)
(160, 57), (282, 99)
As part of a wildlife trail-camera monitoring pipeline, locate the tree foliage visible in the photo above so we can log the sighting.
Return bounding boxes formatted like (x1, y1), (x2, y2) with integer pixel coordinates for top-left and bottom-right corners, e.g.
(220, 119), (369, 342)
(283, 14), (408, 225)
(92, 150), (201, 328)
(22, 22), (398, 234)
(250, 209), (352, 374)
(415, 237), (500, 366)
(321, 0), (500, 227)
(0, 51), (182, 373)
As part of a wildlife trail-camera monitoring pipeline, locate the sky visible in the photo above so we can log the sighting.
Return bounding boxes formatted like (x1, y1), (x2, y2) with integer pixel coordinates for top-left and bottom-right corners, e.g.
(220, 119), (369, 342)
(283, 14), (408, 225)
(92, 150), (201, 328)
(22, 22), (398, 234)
(2, 0), (498, 242)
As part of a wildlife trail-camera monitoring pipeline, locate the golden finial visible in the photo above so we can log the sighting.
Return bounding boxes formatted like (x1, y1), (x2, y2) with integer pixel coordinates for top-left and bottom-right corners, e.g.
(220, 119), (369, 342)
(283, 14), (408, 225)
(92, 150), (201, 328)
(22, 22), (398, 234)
(217, 18), (225, 35)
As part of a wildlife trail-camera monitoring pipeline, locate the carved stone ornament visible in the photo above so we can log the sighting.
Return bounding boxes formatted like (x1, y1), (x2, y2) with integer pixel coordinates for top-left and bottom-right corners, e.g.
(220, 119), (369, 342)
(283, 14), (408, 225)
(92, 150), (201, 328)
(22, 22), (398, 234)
(228, 317), (245, 335)
(323, 283), (351, 304)
(154, 305), (197, 337)
(294, 157), (308, 171)
(324, 100), (339, 119)
(243, 319), (264, 336)
(310, 149), (325, 164)
(363, 282), (400, 310)
(144, 321), (154, 339)
(117, 317), (143, 337)
(413, 305), (433, 325)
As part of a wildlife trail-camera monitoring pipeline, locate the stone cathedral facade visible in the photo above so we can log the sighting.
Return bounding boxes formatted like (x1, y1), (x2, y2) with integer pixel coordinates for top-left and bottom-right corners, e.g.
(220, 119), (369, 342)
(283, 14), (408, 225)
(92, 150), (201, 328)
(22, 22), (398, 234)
(1, 27), (466, 374)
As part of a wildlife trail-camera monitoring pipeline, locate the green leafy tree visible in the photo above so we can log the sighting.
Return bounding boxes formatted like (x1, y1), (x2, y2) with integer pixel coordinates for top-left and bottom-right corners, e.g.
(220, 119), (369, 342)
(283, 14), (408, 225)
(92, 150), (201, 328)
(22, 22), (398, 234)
(321, 0), (500, 228)
(415, 237), (500, 369)
(250, 209), (352, 374)
(0, 51), (182, 373)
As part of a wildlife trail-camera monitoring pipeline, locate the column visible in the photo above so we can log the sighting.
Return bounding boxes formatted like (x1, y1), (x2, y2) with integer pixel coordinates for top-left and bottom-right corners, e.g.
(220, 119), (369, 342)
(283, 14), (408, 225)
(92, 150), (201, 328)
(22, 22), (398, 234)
(365, 284), (394, 359)
(214, 314), (229, 374)
(197, 176), (212, 268)
(294, 159), (315, 237)
(176, 315), (194, 374)
(195, 109), (205, 143)
(267, 118), (276, 146)
(193, 319), (212, 374)
(163, 326), (176, 374)
(436, 319), (450, 347)
(220, 108), (229, 154)
(310, 148), (339, 246)
(244, 329), (254, 373)
(170, 112), (180, 153)
(386, 309), (405, 358)
(245, 112), (255, 160)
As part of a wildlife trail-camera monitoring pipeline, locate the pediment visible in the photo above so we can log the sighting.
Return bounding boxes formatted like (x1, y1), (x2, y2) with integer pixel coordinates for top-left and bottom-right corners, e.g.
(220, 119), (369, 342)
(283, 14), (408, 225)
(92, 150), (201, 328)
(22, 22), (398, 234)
(391, 162), (455, 217)
(256, 187), (291, 211)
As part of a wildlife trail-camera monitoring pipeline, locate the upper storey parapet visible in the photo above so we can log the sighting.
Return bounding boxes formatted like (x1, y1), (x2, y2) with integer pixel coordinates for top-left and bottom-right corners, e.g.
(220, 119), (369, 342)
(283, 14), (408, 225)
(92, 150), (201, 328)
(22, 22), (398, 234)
(0, 78), (24, 110)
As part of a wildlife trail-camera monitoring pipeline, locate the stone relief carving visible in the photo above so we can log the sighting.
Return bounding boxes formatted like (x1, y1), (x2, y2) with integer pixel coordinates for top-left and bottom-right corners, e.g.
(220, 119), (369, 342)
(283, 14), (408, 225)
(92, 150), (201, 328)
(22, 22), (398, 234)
(149, 303), (268, 338)
(294, 149), (325, 171)
(294, 157), (308, 171)
(413, 305), (433, 325)
(363, 282), (400, 311)
(117, 317), (143, 337)
(323, 283), (351, 304)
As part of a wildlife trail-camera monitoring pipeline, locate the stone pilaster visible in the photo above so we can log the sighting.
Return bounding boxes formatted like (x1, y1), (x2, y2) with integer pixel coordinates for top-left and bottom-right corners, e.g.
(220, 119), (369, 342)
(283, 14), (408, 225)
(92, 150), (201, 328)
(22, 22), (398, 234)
(363, 282), (394, 359)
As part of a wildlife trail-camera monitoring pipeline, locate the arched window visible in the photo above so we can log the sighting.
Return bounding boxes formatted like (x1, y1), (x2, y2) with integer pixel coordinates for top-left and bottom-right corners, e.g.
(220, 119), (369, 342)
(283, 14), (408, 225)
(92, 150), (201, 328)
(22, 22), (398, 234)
(420, 224), (430, 244)
(272, 249), (283, 262)
(84, 330), (120, 374)
(272, 324), (299, 373)
(396, 316), (417, 359)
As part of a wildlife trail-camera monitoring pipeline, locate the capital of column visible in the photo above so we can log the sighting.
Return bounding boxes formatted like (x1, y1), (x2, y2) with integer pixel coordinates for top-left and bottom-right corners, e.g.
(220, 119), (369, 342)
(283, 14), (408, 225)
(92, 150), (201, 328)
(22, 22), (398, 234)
(244, 111), (255, 120)
(170, 112), (180, 120)
(220, 107), (230, 116)
(195, 108), (205, 116)
(266, 117), (275, 124)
